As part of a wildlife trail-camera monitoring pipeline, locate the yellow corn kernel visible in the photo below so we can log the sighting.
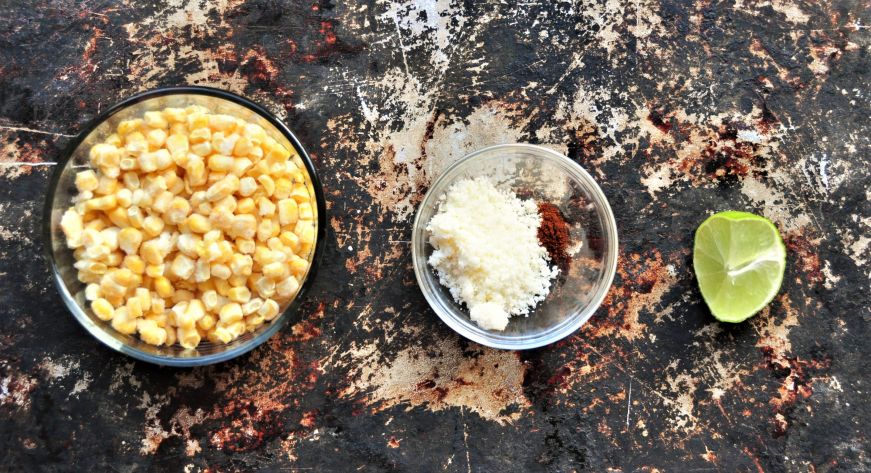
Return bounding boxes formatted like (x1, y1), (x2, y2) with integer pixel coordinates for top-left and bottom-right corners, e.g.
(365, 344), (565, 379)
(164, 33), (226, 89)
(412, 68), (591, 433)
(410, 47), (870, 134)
(84, 283), (101, 301)
(246, 313), (266, 330)
(91, 298), (115, 321)
(177, 327), (201, 349)
(145, 263), (165, 278)
(242, 123), (267, 144)
(194, 258), (211, 283)
(228, 214), (257, 240)
(258, 299), (280, 321)
(89, 143), (121, 168)
(170, 254), (196, 280)
(85, 195), (117, 212)
(227, 321), (246, 337)
(134, 287), (152, 312)
(214, 195), (237, 214)
(212, 133), (239, 155)
(211, 263), (231, 280)
(229, 253), (253, 276)
(111, 307), (137, 335)
(239, 176), (258, 197)
(154, 276), (174, 298)
(107, 251), (125, 268)
(262, 262), (286, 280)
(104, 294), (124, 308)
(108, 207), (129, 230)
(94, 176), (118, 196)
(272, 178), (292, 200)
(207, 153), (233, 172)
(256, 219), (273, 242)
(289, 256), (308, 278)
(127, 296), (143, 318)
(228, 286), (251, 303)
(219, 303), (244, 324)
(242, 298), (263, 316)
(252, 159), (270, 177)
(236, 197), (255, 214)
(189, 126), (211, 143)
(185, 299), (206, 322)
(232, 136), (253, 157)
(143, 111), (169, 129)
(202, 290), (220, 312)
(257, 175), (275, 196)
(215, 278), (231, 297)
(123, 254), (146, 274)
(114, 188), (132, 208)
(253, 276), (275, 298)
(172, 290), (195, 305)
(141, 216), (165, 238)
(165, 197), (191, 225)
(116, 227), (142, 254)
(205, 175), (240, 201)
(146, 128), (167, 149)
(163, 132), (188, 155)
(163, 325), (177, 346)
(150, 296), (165, 315)
(258, 197), (276, 217)
(162, 107), (186, 123)
(236, 238), (256, 254)
(150, 190), (173, 214)
(262, 137), (290, 161)
(60, 209), (84, 248)
(176, 233), (199, 257)
(110, 268), (134, 287)
(197, 313), (216, 331)
(75, 170), (99, 192)
(277, 199), (298, 226)
(231, 157), (252, 177)
(279, 231), (300, 254)
(190, 141), (212, 156)
(117, 119), (143, 136)
(212, 325), (234, 344)
(290, 183), (310, 203)
(137, 319), (167, 346)
(298, 202), (313, 221)
(228, 274), (247, 287)
(208, 114), (236, 131)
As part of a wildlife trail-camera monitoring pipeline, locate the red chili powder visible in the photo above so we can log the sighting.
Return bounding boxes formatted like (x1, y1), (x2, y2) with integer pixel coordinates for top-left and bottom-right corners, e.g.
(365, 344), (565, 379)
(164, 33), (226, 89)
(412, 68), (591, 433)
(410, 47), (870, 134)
(537, 203), (571, 272)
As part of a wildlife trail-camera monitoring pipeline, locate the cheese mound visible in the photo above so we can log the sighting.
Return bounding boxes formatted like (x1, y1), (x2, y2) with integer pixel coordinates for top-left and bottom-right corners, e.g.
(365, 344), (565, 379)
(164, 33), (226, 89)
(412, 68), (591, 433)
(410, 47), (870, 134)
(427, 177), (557, 331)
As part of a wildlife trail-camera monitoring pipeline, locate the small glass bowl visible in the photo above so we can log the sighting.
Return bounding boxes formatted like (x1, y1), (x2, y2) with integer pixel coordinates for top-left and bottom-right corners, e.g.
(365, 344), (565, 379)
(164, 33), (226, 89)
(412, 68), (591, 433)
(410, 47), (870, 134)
(43, 87), (326, 366)
(412, 144), (618, 349)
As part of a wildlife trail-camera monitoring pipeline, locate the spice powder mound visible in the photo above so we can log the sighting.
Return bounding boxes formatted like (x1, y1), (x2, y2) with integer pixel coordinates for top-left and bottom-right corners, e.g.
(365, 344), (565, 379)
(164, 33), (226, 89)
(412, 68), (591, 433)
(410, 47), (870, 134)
(537, 203), (571, 272)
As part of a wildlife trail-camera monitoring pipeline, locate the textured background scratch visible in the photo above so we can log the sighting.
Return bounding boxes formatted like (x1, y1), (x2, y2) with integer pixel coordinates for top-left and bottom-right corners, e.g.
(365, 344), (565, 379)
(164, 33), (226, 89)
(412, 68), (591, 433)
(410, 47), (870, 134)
(1, 0), (869, 471)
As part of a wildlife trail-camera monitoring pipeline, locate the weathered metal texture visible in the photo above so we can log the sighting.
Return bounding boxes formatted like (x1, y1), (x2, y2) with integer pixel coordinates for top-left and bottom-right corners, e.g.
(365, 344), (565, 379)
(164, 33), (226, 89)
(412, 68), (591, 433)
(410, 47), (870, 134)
(0, 0), (868, 471)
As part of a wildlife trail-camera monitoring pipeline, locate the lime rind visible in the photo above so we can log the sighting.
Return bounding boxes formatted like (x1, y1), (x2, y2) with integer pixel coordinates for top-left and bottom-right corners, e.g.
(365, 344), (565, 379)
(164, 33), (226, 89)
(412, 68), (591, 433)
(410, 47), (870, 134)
(693, 211), (786, 323)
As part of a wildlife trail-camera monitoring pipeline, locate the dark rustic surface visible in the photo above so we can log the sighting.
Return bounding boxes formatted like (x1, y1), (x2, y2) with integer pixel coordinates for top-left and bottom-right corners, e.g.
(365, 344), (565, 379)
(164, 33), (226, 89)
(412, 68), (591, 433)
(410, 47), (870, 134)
(1, 0), (869, 471)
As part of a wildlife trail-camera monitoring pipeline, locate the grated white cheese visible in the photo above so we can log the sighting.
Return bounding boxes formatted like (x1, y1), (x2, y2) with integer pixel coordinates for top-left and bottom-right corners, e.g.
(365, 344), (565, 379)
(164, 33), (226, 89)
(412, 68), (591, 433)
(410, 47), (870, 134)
(427, 177), (557, 331)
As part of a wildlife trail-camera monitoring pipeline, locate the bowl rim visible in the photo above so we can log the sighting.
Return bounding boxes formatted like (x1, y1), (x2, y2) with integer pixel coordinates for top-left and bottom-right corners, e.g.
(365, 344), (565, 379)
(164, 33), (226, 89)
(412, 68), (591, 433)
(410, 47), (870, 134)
(412, 143), (618, 350)
(42, 85), (327, 367)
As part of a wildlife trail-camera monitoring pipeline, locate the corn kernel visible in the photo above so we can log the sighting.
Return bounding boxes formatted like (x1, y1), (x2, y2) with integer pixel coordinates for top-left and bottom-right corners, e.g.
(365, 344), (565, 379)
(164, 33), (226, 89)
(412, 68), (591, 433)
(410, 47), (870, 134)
(242, 298), (263, 316)
(127, 296), (143, 318)
(91, 298), (115, 321)
(177, 327), (201, 349)
(289, 256), (308, 278)
(194, 258), (211, 282)
(144, 111), (169, 129)
(253, 276), (275, 298)
(219, 303), (244, 324)
(190, 141), (212, 156)
(154, 276), (174, 298)
(206, 175), (240, 201)
(215, 278), (231, 296)
(231, 157), (253, 177)
(211, 263), (231, 280)
(85, 195), (117, 212)
(197, 313), (216, 331)
(170, 254), (196, 280)
(60, 209), (84, 248)
(279, 231), (300, 253)
(228, 214), (257, 240)
(239, 176), (257, 197)
(137, 319), (167, 346)
(298, 202), (314, 221)
(228, 286), (251, 303)
(122, 255), (144, 275)
(257, 175), (275, 196)
(111, 307), (137, 335)
(142, 216), (165, 238)
(89, 143), (121, 168)
(277, 199), (299, 226)
(258, 299), (280, 321)
(236, 238), (256, 254)
(147, 128), (167, 149)
(262, 262), (287, 280)
(189, 126), (211, 143)
(209, 114), (236, 131)
(258, 197), (276, 217)
(145, 263), (165, 278)
(213, 325), (234, 343)
(165, 197), (191, 224)
(75, 170), (99, 192)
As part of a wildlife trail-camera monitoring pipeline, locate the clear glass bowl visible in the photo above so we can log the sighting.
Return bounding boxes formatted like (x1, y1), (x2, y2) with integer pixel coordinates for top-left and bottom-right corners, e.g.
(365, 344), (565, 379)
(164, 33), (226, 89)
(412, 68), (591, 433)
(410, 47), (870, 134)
(412, 144), (618, 349)
(43, 87), (326, 366)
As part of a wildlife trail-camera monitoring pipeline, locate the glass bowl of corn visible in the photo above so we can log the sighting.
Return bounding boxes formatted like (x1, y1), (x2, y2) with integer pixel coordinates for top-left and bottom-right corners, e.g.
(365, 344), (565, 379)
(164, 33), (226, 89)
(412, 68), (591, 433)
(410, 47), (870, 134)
(43, 87), (326, 366)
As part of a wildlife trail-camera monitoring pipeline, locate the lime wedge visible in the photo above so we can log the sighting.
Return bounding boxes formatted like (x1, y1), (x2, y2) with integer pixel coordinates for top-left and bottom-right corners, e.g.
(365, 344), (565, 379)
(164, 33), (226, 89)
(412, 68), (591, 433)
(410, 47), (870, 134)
(693, 211), (786, 323)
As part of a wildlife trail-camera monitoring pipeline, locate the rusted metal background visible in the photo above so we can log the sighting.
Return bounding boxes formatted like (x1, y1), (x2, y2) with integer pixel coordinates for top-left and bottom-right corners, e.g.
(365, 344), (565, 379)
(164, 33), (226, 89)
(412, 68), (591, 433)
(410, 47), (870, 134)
(0, 0), (869, 471)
